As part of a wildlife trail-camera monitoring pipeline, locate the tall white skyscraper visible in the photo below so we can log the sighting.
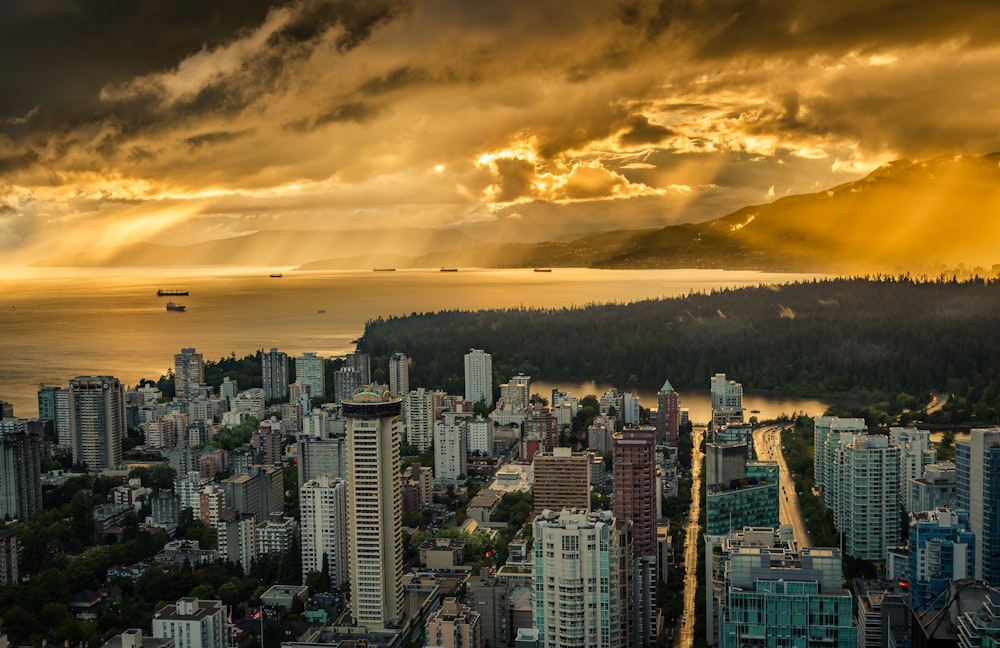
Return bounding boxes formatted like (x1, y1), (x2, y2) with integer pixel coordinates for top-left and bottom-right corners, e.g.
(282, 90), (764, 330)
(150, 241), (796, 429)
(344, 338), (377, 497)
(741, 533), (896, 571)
(888, 426), (936, 513)
(533, 509), (634, 648)
(344, 387), (404, 630)
(389, 353), (410, 398)
(261, 347), (289, 404)
(295, 352), (325, 401)
(464, 349), (493, 406)
(839, 435), (900, 562)
(434, 420), (467, 484)
(956, 427), (1000, 585)
(813, 416), (867, 509)
(300, 475), (349, 587)
(69, 376), (125, 471)
(173, 348), (204, 401)
(467, 415), (492, 455)
(55, 388), (71, 448)
(404, 387), (443, 452)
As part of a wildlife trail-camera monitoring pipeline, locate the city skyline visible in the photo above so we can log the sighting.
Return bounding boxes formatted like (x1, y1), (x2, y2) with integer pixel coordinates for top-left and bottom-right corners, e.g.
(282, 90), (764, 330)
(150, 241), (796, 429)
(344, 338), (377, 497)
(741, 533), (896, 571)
(2, 1), (1000, 266)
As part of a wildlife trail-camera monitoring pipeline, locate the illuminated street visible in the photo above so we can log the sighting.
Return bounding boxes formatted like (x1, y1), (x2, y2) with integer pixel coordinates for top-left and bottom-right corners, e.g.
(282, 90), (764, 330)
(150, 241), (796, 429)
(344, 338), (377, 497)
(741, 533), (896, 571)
(752, 424), (811, 548)
(678, 424), (705, 648)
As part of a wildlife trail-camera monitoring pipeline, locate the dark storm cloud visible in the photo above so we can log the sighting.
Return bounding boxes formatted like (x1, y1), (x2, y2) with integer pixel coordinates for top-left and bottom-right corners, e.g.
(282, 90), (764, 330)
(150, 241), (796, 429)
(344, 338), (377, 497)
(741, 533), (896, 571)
(618, 115), (675, 147)
(360, 66), (441, 95)
(0, 151), (40, 174)
(185, 129), (258, 148)
(0, 0), (282, 120)
(269, 0), (408, 50)
(624, 0), (1000, 59)
(286, 102), (383, 132)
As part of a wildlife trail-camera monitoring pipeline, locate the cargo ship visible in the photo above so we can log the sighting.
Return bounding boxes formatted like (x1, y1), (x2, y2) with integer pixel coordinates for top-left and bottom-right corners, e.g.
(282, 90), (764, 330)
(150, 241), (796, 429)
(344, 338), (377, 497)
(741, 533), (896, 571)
(440, 267), (458, 272)
(157, 289), (189, 296)
(166, 302), (186, 312)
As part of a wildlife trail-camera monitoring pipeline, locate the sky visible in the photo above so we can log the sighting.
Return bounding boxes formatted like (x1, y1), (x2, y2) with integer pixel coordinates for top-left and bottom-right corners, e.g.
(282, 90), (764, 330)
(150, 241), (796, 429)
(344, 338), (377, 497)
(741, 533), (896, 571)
(2, 0), (1000, 264)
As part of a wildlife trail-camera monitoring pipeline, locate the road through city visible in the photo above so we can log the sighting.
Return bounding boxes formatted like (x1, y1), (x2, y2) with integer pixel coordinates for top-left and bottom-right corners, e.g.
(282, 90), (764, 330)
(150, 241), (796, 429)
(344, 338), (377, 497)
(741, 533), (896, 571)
(752, 424), (812, 547)
(678, 425), (705, 648)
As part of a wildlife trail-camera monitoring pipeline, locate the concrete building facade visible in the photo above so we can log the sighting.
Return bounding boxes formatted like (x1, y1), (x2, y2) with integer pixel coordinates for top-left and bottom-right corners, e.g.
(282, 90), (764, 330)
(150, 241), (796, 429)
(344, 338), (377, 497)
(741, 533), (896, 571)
(344, 388), (404, 631)
(300, 475), (349, 587)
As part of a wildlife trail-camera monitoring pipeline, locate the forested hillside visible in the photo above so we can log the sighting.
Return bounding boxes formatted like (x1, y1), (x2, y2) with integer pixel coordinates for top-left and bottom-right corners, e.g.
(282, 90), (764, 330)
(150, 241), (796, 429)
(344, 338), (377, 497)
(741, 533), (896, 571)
(359, 277), (1000, 423)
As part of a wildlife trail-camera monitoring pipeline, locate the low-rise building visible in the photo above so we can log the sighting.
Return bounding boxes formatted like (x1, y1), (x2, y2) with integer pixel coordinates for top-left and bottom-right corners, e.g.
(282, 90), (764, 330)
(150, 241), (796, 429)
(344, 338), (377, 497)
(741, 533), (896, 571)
(466, 490), (506, 529)
(420, 538), (466, 570)
(152, 598), (225, 648)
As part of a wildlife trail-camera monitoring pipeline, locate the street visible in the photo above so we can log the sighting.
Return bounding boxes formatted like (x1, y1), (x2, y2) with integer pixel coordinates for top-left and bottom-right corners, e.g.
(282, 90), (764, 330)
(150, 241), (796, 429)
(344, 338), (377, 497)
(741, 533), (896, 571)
(751, 424), (811, 548)
(677, 425), (705, 648)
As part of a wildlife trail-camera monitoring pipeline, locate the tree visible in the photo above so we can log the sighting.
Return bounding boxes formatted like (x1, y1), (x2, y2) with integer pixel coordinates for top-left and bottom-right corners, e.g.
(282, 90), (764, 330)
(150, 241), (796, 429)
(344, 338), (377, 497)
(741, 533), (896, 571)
(69, 490), (95, 547)
(277, 536), (302, 584)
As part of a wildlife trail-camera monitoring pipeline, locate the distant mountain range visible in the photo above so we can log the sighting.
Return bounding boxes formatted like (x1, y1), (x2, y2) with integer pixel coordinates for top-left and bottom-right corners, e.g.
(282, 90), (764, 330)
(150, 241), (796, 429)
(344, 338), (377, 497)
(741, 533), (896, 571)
(36, 153), (1000, 273)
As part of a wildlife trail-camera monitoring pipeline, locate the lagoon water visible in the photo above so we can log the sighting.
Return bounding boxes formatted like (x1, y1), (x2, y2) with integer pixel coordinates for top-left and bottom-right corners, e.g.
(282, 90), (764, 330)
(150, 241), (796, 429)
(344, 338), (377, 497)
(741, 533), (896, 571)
(0, 266), (824, 418)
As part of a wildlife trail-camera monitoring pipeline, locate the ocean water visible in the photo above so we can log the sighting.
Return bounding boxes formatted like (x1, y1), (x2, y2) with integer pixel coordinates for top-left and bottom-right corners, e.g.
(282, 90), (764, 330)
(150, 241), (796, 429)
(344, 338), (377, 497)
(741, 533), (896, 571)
(0, 266), (822, 417)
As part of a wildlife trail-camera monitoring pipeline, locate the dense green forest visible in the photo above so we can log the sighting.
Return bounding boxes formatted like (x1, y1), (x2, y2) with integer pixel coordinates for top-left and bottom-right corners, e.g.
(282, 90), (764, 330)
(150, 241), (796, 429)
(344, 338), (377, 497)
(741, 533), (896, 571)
(358, 277), (1000, 423)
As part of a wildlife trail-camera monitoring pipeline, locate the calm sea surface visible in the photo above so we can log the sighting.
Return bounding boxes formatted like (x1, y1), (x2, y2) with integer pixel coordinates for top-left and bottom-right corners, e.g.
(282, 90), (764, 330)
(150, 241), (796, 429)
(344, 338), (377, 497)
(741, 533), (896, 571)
(0, 266), (826, 419)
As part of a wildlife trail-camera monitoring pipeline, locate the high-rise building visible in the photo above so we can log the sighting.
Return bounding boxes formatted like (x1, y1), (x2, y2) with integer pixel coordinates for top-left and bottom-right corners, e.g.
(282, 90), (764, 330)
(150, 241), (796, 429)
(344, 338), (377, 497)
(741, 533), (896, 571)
(404, 388), (443, 452)
(708, 528), (855, 647)
(657, 379), (680, 445)
(705, 461), (780, 536)
(425, 597), (482, 648)
(434, 420), (467, 485)
(333, 367), (362, 405)
(0, 526), (19, 585)
(174, 471), (210, 517)
(173, 348), (204, 401)
(37, 386), (58, 421)
(889, 427), (937, 513)
(910, 461), (958, 513)
(344, 387), (404, 631)
(464, 349), (493, 406)
(231, 388), (265, 419)
(295, 353), (325, 402)
(613, 428), (657, 557)
(0, 420), (42, 521)
(838, 435), (900, 563)
(533, 509), (634, 648)
(813, 416), (867, 509)
(524, 405), (555, 451)
(909, 508), (976, 611)
(533, 448), (591, 513)
(256, 513), (296, 556)
(151, 598), (225, 648)
(501, 374), (531, 412)
(467, 416), (493, 456)
(612, 428), (657, 646)
(346, 352), (371, 385)
(300, 475), (349, 587)
(621, 393), (640, 427)
(297, 435), (347, 487)
(261, 347), (289, 404)
(709, 373), (743, 427)
(467, 571), (511, 648)
(853, 580), (911, 648)
(956, 428), (1000, 586)
(55, 387), (71, 448)
(69, 376), (125, 471)
(219, 510), (257, 574)
(389, 353), (410, 399)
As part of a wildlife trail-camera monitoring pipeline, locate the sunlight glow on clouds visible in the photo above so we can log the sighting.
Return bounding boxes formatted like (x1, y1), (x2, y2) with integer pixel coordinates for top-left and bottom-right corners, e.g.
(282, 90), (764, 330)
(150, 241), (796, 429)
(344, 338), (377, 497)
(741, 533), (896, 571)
(2, 0), (1000, 261)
